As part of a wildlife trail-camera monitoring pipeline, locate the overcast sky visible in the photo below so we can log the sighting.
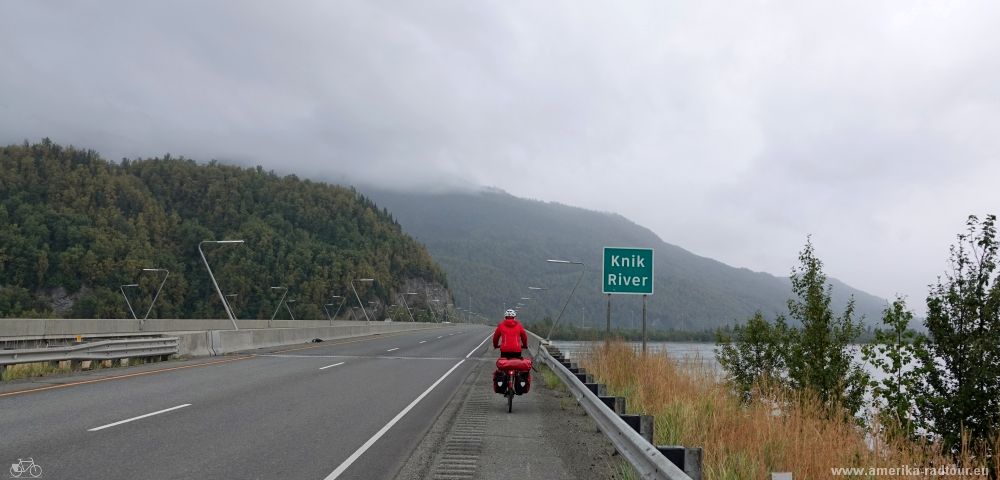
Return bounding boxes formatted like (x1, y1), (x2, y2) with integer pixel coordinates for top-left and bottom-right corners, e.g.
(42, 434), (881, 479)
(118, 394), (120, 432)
(2, 1), (998, 314)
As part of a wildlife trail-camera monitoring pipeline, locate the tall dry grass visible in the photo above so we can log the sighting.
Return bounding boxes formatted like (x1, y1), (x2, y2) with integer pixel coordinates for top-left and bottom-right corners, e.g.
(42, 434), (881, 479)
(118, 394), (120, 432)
(580, 341), (998, 479)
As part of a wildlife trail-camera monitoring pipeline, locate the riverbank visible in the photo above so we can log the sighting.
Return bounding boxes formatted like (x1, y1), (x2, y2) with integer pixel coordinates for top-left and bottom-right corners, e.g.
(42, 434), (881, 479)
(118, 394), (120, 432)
(577, 341), (997, 478)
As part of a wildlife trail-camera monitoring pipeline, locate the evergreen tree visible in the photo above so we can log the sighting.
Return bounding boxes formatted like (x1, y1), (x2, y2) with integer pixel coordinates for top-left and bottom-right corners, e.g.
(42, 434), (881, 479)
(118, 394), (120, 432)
(0, 140), (448, 319)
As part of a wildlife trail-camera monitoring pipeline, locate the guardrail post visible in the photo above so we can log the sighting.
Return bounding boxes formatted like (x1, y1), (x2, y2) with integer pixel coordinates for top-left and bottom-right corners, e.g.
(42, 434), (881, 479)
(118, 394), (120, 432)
(585, 382), (606, 396)
(620, 414), (654, 443)
(658, 446), (703, 480)
(535, 344), (691, 479)
(599, 396), (627, 414)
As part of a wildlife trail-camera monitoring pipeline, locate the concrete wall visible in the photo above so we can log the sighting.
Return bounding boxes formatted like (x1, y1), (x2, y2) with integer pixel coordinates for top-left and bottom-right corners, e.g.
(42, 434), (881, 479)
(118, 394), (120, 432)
(0, 318), (381, 337)
(198, 322), (441, 356)
(0, 318), (444, 357)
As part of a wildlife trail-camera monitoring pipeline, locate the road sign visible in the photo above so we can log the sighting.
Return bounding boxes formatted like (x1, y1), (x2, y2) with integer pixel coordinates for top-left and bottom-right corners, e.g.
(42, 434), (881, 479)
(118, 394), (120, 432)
(602, 247), (654, 295)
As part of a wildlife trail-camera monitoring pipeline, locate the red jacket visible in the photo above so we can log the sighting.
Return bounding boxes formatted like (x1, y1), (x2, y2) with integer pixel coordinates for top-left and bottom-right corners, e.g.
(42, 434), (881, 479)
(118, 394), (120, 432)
(492, 318), (528, 353)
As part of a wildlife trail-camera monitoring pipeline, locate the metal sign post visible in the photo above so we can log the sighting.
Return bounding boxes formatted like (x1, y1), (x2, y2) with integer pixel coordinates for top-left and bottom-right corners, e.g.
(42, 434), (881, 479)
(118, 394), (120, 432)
(642, 294), (647, 355)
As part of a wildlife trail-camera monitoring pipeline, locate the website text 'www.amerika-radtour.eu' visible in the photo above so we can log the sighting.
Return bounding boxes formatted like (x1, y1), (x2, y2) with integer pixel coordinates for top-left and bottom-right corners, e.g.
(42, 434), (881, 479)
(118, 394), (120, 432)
(831, 465), (990, 477)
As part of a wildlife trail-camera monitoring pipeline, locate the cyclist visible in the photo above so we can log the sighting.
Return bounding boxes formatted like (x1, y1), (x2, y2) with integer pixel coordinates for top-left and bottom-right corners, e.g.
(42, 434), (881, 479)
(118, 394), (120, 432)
(492, 309), (528, 358)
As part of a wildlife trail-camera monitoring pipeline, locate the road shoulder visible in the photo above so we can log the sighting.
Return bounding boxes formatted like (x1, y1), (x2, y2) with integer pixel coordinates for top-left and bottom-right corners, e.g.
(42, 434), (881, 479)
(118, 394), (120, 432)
(394, 355), (626, 479)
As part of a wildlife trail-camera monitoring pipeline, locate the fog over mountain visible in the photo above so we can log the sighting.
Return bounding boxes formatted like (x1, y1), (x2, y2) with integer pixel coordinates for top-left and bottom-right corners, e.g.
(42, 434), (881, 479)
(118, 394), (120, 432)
(3, 1), (999, 314)
(365, 187), (889, 330)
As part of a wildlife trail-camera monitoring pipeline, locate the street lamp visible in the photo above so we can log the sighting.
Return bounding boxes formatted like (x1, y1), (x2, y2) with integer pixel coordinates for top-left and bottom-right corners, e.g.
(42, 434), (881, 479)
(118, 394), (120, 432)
(120, 284), (139, 320)
(526, 286), (548, 325)
(269, 286), (288, 327)
(545, 259), (586, 343)
(138, 268), (169, 329)
(399, 292), (418, 322)
(330, 295), (347, 325)
(351, 278), (374, 325)
(225, 294), (239, 320)
(199, 239), (245, 330)
(429, 299), (441, 323)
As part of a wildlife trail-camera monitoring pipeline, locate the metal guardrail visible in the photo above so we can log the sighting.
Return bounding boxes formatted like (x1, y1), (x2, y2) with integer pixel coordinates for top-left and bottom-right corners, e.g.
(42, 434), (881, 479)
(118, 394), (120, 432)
(537, 344), (692, 480)
(0, 337), (179, 366)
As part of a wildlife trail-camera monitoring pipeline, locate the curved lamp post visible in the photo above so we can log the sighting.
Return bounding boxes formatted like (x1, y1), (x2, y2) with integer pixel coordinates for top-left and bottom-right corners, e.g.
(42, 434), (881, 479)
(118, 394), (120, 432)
(400, 292), (418, 322)
(269, 286), (288, 327)
(545, 259), (586, 343)
(225, 294), (239, 320)
(330, 295), (347, 325)
(120, 284), (139, 320)
(199, 239), (245, 330)
(429, 299), (441, 323)
(351, 278), (374, 325)
(140, 268), (169, 328)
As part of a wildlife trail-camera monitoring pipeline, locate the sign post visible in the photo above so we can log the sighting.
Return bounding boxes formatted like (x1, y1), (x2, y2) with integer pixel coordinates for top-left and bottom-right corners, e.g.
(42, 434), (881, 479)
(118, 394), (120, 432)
(603, 247), (654, 354)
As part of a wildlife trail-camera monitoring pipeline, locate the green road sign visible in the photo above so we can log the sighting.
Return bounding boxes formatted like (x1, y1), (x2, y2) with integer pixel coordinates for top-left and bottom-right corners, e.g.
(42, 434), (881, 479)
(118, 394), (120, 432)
(602, 247), (654, 295)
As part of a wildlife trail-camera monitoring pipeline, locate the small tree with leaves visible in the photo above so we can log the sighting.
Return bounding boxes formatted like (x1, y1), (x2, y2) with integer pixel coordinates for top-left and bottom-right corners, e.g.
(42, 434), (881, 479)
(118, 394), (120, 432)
(861, 297), (920, 439)
(913, 214), (1000, 456)
(716, 239), (868, 416)
(784, 238), (870, 417)
(716, 311), (789, 401)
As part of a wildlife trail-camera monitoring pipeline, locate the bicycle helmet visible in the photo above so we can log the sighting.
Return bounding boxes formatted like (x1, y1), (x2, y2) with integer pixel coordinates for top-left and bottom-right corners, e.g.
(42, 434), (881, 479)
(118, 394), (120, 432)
(504, 309), (517, 318)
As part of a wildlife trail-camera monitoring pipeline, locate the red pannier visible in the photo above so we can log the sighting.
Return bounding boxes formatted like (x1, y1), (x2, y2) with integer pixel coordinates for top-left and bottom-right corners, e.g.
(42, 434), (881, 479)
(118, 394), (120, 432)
(496, 357), (532, 372)
(494, 357), (532, 395)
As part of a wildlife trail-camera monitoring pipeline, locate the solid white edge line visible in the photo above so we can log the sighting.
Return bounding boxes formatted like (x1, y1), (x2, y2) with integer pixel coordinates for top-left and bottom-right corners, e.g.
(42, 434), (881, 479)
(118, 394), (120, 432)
(88, 404), (191, 432)
(466, 335), (491, 358)
(319, 362), (346, 370)
(323, 359), (467, 480)
(386, 348), (399, 352)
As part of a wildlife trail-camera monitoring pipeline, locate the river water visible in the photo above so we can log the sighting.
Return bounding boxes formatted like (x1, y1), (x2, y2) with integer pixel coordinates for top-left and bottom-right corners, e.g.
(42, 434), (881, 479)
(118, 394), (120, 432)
(550, 341), (893, 383)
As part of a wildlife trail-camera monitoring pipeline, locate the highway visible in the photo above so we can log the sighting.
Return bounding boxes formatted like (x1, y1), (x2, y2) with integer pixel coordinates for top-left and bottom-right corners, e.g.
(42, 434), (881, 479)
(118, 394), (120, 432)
(0, 324), (493, 480)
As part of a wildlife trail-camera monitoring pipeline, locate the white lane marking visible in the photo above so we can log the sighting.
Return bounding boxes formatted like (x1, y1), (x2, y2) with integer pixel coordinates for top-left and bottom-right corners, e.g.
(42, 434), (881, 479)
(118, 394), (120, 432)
(418, 340), (427, 344)
(466, 335), (492, 358)
(256, 354), (460, 361)
(437, 336), (443, 339)
(386, 348), (399, 352)
(88, 404), (191, 432)
(323, 360), (467, 480)
(319, 362), (345, 370)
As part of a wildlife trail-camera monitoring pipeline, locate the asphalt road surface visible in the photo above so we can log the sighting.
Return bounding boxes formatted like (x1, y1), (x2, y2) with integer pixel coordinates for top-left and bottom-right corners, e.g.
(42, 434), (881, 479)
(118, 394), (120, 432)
(0, 324), (494, 480)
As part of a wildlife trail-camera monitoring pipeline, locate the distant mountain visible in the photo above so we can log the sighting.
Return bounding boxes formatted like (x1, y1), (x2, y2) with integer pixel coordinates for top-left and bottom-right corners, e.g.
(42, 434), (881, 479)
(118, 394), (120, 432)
(0, 140), (447, 319)
(366, 188), (888, 331)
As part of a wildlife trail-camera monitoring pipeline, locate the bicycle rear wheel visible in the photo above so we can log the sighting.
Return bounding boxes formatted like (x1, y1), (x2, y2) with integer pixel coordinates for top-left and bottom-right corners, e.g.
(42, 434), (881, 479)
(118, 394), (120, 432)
(507, 391), (513, 413)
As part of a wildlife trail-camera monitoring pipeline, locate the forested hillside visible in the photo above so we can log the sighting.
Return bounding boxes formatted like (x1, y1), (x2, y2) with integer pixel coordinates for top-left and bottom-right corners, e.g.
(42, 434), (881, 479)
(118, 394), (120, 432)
(367, 188), (888, 331)
(0, 140), (447, 319)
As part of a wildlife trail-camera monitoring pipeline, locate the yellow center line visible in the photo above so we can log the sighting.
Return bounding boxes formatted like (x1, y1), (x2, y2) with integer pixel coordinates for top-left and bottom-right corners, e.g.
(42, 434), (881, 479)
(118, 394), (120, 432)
(0, 328), (449, 399)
